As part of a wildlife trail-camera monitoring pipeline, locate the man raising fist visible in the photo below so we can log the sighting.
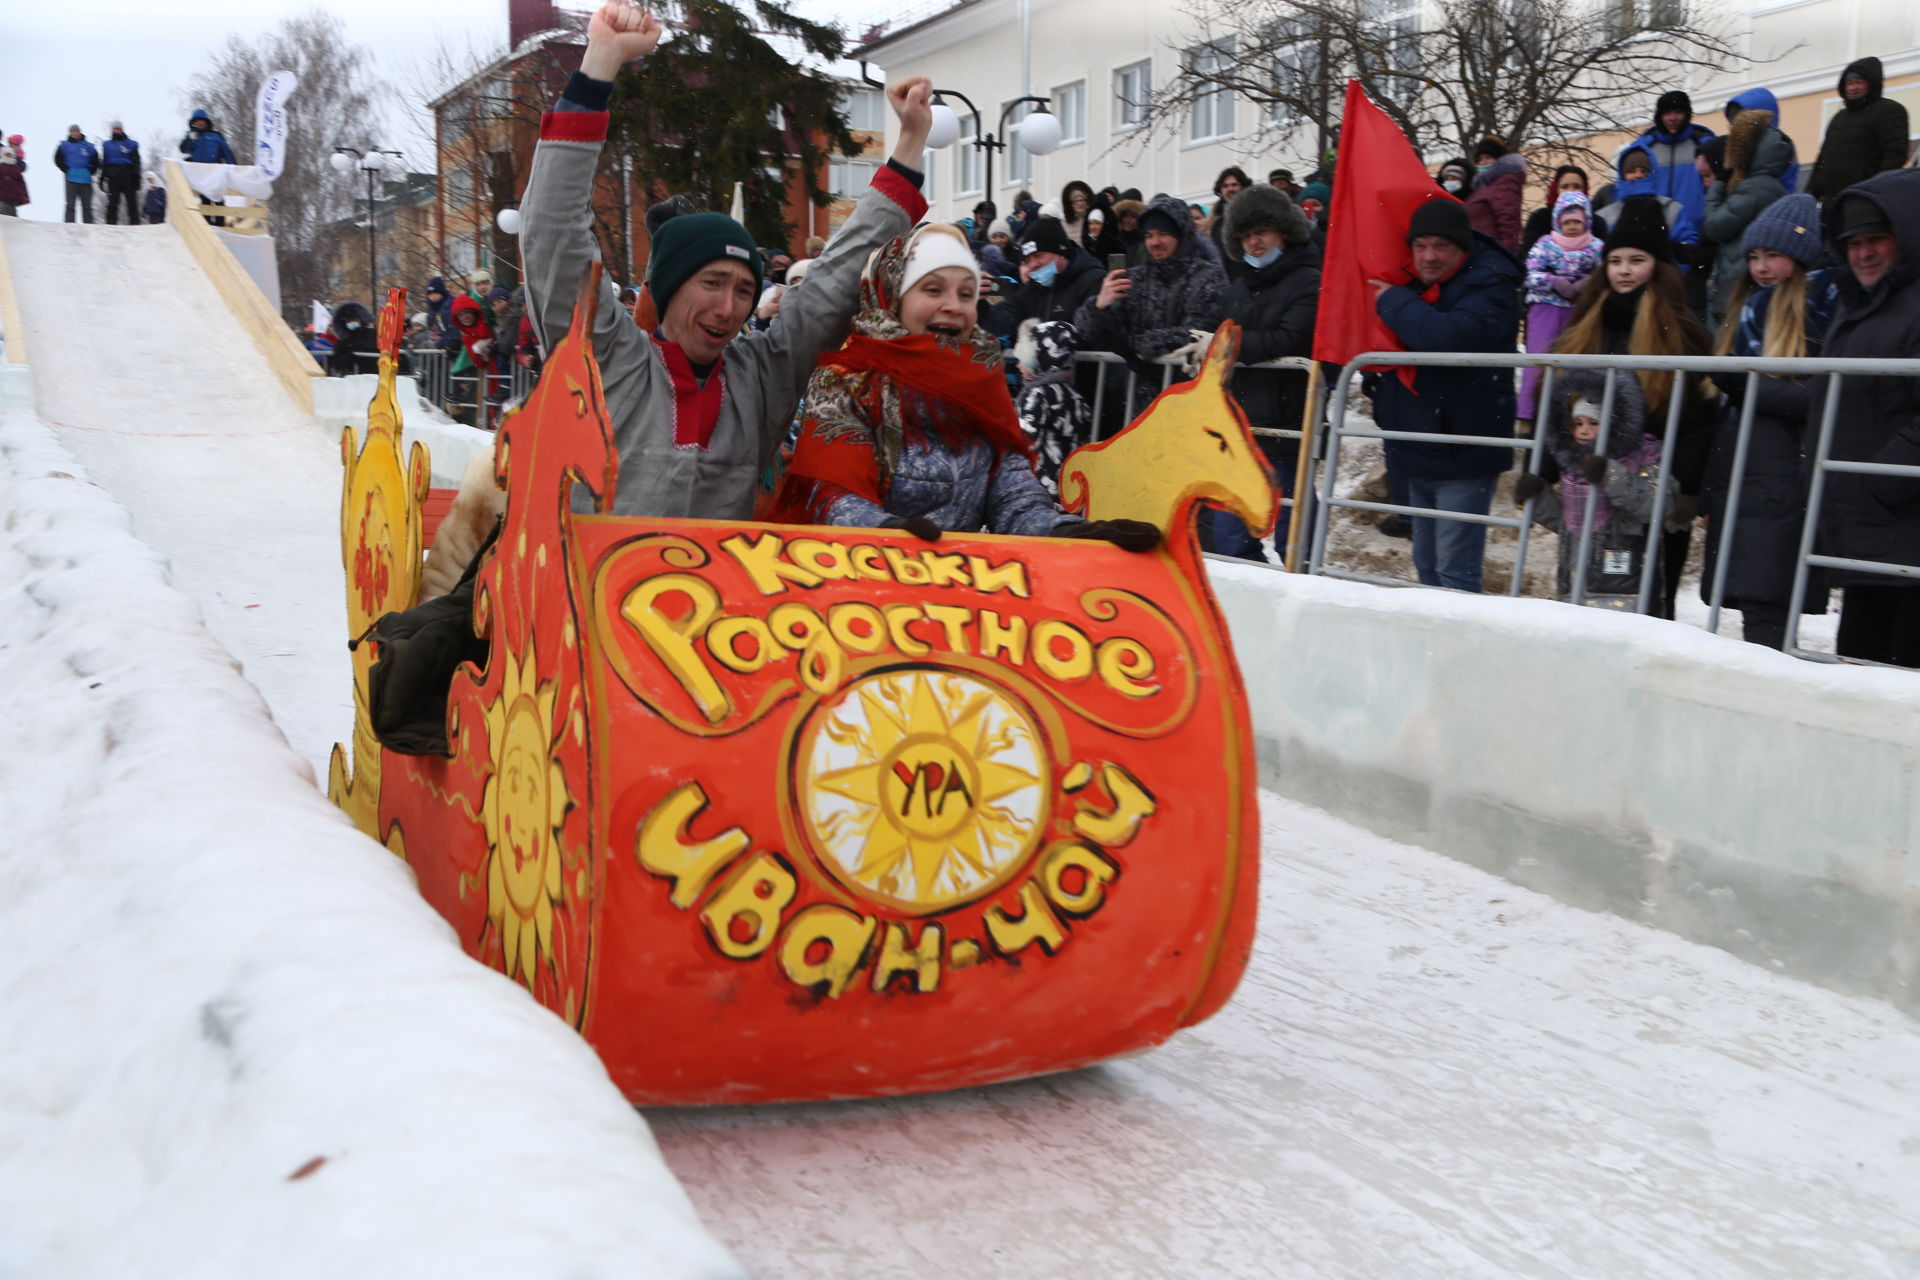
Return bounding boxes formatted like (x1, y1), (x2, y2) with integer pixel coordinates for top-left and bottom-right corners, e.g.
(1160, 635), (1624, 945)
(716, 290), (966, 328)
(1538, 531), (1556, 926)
(518, 1), (933, 521)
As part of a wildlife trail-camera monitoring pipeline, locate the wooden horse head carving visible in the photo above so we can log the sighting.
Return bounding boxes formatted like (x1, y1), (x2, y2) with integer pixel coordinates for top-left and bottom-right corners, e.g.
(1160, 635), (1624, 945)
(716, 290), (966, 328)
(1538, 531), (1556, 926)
(1056, 321), (1279, 541)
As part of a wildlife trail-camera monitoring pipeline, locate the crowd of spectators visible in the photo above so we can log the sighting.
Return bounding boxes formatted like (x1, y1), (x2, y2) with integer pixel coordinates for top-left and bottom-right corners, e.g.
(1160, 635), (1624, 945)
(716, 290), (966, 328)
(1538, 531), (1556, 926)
(315, 56), (1919, 665)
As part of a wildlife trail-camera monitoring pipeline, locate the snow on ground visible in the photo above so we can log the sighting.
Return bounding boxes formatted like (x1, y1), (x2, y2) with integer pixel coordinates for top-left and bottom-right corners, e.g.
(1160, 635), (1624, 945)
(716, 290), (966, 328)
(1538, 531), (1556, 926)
(0, 269), (741, 1275)
(652, 789), (1920, 1279)
(3, 218), (353, 780)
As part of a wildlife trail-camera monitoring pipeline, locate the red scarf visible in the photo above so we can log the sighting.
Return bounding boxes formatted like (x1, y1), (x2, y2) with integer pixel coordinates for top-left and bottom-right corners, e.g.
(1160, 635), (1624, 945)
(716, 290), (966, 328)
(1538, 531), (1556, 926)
(651, 334), (726, 450)
(773, 333), (1028, 517)
(1394, 254), (1471, 393)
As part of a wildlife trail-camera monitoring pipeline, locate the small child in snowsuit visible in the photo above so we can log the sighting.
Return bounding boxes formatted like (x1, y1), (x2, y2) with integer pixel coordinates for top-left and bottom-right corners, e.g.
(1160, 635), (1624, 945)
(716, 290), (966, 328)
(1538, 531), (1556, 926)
(1515, 369), (1664, 609)
(1519, 191), (1603, 429)
(1012, 318), (1092, 491)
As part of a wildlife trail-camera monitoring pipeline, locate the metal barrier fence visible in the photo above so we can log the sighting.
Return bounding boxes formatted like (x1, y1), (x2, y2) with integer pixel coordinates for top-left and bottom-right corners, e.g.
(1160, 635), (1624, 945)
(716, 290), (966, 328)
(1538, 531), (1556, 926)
(1303, 351), (1920, 662)
(326, 347), (535, 431)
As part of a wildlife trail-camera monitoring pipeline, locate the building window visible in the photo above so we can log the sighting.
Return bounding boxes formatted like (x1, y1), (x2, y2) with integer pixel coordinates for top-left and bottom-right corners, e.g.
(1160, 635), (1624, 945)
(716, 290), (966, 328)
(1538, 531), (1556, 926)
(828, 157), (879, 198)
(1266, 20), (1327, 126)
(445, 169), (474, 211)
(842, 86), (886, 132)
(1052, 80), (1087, 144)
(1004, 100), (1034, 186)
(1114, 60), (1152, 131)
(1187, 40), (1236, 143)
(1369, 0), (1421, 75)
(439, 103), (470, 145)
(957, 113), (982, 194)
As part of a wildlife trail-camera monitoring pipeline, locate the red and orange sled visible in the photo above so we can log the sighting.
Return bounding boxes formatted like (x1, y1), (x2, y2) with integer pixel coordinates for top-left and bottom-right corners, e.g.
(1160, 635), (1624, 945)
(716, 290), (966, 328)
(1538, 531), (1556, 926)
(330, 274), (1275, 1104)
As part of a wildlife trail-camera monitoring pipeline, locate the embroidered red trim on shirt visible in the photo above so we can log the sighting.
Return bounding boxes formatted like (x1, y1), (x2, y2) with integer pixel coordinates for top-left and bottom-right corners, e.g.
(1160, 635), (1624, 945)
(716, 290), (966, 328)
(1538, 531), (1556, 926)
(539, 110), (610, 143)
(651, 335), (727, 451)
(872, 165), (929, 223)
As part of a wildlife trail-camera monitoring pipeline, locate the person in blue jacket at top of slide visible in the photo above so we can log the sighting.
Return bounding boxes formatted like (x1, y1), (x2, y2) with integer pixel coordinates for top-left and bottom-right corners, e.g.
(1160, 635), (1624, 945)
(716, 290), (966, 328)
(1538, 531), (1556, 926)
(179, 109), (235, 164)
(1725, 86), (1801, 195)
(54, 125), (99, 223)
(1605, 91), (1716, 231)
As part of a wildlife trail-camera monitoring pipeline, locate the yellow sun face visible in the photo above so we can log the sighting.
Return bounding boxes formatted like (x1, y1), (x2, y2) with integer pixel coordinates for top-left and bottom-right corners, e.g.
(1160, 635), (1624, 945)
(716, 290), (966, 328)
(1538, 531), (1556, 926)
(798, 669), (1047, 913)
(479, 641), (571, 986)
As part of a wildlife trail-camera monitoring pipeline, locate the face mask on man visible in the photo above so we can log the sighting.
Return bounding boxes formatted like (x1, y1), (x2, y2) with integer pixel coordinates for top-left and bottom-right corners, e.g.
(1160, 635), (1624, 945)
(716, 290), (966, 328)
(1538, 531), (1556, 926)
(1030, 261), (1059, 286)
(1243, 245), (1283, 269)
(345, 321), (361, 331)
(1442, 177), (1466, 195)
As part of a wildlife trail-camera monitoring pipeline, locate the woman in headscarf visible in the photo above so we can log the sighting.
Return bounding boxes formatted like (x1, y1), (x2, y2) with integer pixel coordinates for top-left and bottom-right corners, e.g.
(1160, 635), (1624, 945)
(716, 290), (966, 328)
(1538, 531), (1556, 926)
(770, 224), (1157, 549)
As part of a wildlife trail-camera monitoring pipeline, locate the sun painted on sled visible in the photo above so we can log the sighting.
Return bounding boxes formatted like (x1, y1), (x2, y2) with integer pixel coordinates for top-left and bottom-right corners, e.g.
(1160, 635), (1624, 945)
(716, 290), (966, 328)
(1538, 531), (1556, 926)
(799, 669), (1047, 913)
(479, 637), (573, 988)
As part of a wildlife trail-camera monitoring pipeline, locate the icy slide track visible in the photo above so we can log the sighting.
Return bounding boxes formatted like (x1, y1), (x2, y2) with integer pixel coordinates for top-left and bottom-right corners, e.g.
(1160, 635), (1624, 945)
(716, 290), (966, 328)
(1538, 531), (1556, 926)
(5, 218), (1920, 1277)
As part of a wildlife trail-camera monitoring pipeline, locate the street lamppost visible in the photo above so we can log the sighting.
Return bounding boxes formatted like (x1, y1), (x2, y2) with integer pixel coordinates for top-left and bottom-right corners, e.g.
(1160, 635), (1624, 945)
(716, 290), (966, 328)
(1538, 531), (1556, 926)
(924, 90), (1062, 216)
(329, 144), (405, 304)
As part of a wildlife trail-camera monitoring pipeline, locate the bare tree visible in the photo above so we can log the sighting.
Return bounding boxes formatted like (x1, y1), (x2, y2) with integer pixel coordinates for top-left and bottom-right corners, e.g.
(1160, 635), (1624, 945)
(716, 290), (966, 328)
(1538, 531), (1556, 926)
(1146, 0), (1753, 171)
(182, 11), (383, 321)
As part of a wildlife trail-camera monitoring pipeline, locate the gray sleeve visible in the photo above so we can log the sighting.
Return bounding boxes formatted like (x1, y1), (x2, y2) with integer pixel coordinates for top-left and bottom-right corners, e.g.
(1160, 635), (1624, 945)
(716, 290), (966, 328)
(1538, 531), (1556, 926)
(986, 455), (1075, 537)
(519, 133), (649, 382)
(1602, 458), (1660, 524)
(739, 177), (919, 440)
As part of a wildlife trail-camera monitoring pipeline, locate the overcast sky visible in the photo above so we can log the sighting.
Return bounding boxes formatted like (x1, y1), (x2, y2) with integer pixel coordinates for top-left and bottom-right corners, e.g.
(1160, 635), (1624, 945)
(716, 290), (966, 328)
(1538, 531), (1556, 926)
(7, 0), (893, 223)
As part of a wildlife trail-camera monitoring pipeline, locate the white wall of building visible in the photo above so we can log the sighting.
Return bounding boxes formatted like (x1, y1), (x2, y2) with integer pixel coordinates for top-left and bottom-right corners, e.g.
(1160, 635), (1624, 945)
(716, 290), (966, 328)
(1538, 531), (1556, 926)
(860, 0), (1322, 223)
(861, 0), (1920, 212)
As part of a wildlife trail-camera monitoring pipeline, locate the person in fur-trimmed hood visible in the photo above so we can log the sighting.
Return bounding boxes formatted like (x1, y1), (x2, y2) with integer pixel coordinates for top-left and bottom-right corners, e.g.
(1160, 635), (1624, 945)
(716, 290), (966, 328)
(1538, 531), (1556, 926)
(1072, 192), (1226, 407)
(1702, 102), (1793, 325)
(1464, 137), (1527, 253)
(1809, 57), (1912, 210)
(1513, 369), (1664, 607)
(769, 225), (1156, 549)
(1213, 182), (1320, 562)
(1013, 318), (1091, 491)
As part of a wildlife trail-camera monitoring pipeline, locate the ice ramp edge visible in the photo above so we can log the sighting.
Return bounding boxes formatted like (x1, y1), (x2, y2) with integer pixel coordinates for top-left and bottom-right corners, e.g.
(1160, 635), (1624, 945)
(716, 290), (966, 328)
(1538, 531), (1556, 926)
(162, 160), (320, 415)
(0, 217), (26, 367)
(1209, 560), (1920, 1019)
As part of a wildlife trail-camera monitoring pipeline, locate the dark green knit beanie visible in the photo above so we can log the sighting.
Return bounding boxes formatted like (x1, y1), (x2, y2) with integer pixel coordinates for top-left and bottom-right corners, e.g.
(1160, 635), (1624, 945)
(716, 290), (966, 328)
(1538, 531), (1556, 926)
(647, 213), (763, 312)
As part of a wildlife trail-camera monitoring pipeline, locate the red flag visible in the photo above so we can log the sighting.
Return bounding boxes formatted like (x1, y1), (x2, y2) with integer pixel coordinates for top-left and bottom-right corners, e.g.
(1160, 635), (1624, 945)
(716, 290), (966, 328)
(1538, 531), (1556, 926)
(1311, 80), (1458, 370)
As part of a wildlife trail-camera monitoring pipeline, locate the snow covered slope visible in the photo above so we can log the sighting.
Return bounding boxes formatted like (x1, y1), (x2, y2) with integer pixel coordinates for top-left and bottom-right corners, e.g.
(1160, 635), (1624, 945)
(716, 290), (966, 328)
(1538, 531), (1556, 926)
(655, 792), (1920, 1279)
(0, 403), (742, 1278)
(1, 218), (351, 779)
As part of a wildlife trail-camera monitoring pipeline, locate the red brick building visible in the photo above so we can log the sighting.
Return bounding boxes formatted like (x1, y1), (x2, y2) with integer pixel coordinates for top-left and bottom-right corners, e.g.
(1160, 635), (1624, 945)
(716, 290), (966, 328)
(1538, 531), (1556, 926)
(426, 0), (884, 293)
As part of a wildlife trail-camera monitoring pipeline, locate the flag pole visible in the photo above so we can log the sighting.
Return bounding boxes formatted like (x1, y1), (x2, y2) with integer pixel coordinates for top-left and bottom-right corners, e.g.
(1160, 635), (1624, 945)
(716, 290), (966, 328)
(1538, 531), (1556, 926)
(1284, 361), (1322, 572)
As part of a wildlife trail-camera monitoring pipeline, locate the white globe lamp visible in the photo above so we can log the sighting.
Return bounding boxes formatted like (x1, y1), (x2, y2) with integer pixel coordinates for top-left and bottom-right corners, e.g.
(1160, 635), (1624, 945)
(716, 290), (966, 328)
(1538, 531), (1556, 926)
(328, 149), (354, 174)
(496, 207), (523, 236)
(362, 150), (387, 172)
(1021, 109), (1062, 157)
(926, 99), (961, 150)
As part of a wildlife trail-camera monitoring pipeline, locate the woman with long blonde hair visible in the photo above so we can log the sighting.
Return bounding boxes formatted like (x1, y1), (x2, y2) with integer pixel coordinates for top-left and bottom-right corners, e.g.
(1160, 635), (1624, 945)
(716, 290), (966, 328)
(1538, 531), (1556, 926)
(1549, 198), (1715, 617)
(1700, 193), (1837, 648)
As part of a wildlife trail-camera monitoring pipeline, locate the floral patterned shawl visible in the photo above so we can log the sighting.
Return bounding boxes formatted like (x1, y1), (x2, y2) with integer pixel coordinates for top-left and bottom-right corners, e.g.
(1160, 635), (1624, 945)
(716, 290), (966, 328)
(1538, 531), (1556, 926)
(768, 228), (1029, 524)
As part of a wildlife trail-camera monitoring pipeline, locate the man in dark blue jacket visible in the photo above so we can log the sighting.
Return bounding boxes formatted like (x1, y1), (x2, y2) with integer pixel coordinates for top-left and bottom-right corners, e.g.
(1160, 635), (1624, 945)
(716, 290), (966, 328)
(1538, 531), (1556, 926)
(54, 125), (98, 223)
(1369, 198), (1521, 593)
(1611, 91), (1716, 233)
(178, 109), (235, 164)
(100, 122), (141, 225)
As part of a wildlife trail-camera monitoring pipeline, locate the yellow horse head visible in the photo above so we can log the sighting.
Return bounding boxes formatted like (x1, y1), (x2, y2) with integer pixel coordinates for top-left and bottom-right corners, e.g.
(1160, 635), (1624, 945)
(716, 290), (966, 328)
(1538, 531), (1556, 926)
(1057, 321), (1279, 539)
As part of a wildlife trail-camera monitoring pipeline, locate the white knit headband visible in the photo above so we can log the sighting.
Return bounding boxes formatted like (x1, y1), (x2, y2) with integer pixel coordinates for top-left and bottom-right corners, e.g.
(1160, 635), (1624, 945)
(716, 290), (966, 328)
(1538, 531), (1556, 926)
(900, 228), (980, 296)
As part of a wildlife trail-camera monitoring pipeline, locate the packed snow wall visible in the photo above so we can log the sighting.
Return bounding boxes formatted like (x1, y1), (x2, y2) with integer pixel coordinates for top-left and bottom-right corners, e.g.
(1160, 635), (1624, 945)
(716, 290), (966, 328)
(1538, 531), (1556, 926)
(1209, 562), (1920, 1014)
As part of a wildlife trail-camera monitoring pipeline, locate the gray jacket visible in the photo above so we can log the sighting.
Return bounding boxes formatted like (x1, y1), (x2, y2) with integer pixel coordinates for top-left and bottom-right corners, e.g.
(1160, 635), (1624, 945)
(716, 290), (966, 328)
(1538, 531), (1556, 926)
(520, 124), (922, 519)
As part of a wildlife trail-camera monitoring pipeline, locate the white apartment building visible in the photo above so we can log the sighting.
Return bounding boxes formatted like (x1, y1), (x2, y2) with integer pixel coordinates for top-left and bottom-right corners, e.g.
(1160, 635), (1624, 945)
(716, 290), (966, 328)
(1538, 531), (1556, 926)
(1685, 0), (1917, 168)
(857, 0), (1323, 224)
(857, 0), (1918, 219)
